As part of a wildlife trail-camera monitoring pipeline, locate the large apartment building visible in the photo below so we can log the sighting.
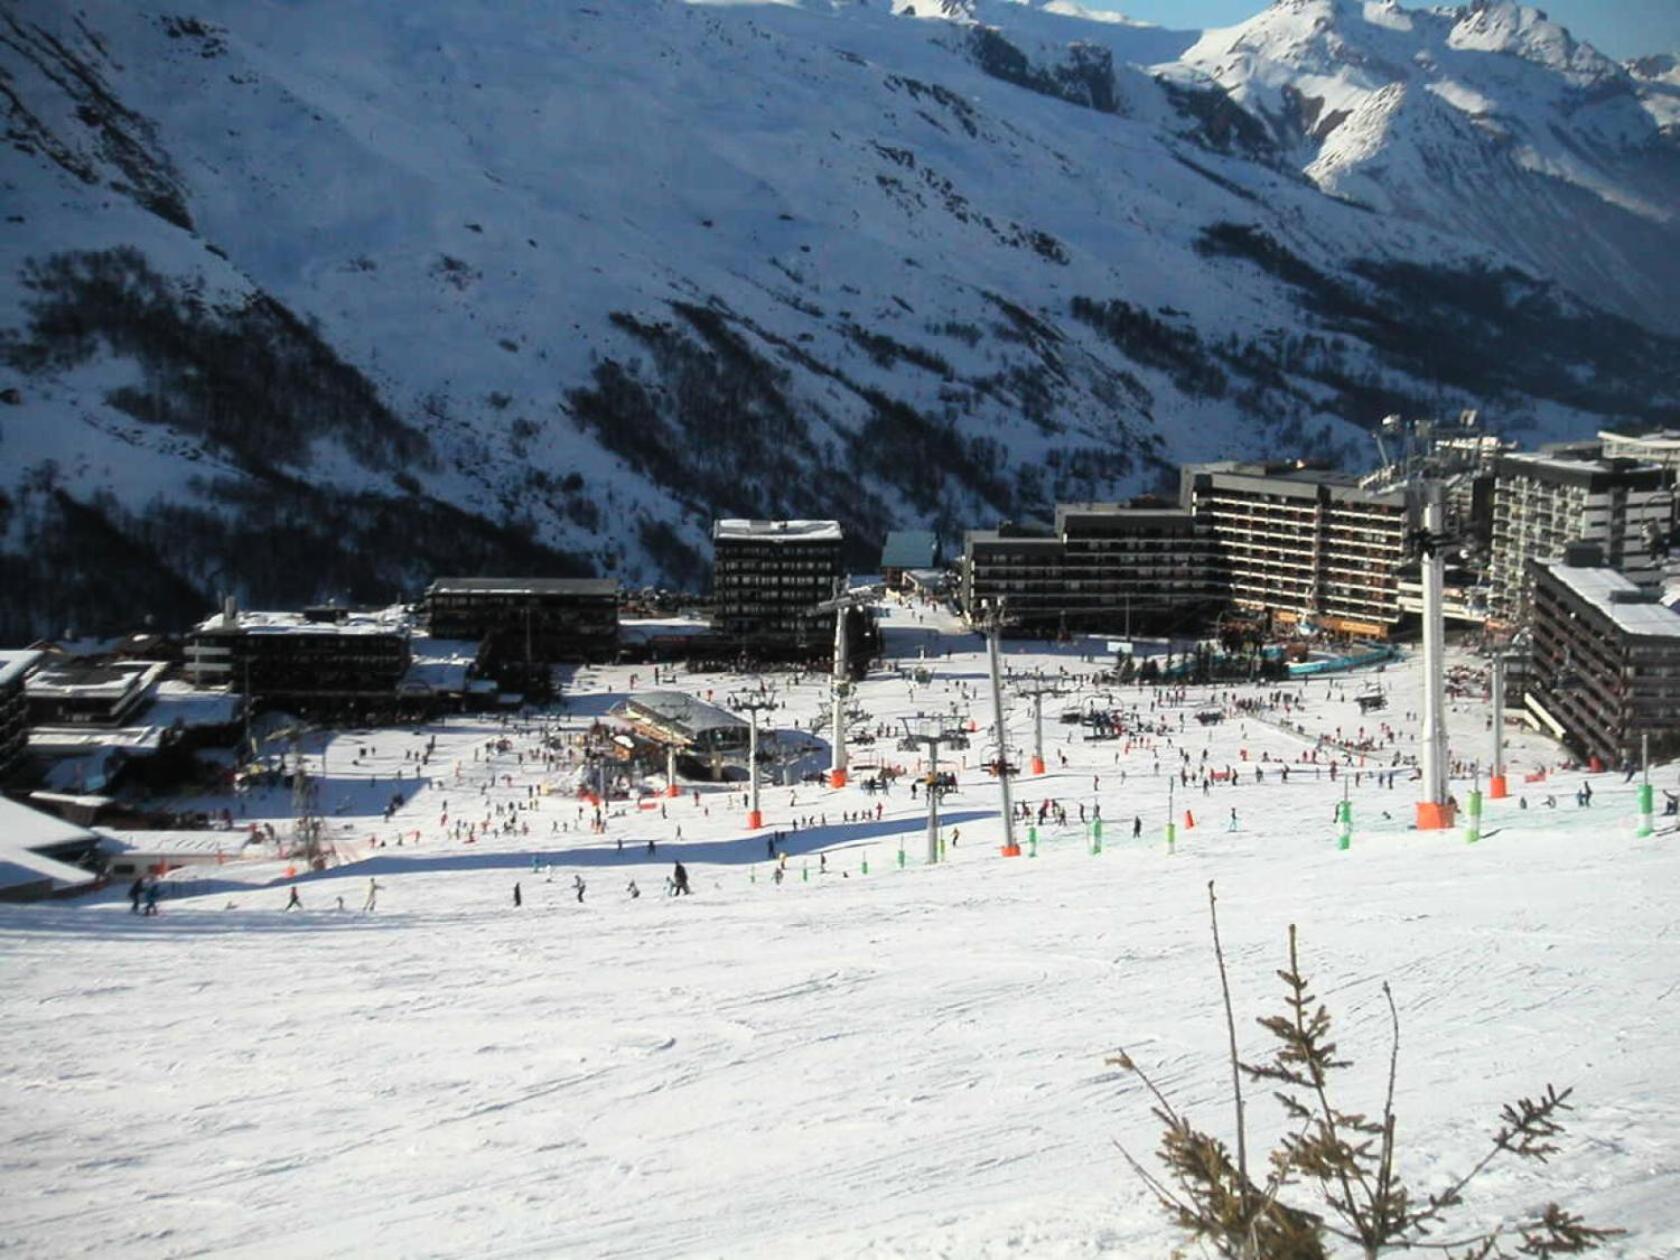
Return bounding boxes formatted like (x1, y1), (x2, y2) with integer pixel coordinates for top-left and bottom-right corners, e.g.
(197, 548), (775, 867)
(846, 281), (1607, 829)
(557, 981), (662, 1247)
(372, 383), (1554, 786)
(424, 577), (618, 663)
(185, 603), (412, 712)
(712, 520), (843, 650)
(961, 503), (1223, 634)
(1180, 463), (1411, 639)
(1488, 453), (1671, 624)
(1525, 545), (1680, 766)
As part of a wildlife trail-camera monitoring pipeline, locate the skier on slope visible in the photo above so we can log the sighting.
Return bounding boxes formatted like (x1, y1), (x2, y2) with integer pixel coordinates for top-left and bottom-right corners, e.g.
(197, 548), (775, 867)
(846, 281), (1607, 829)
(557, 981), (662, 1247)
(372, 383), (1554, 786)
(513, 882), (523, 908)
(285, 886), (302, 912)
(574, 874), (586, 904)
(363, 878), (382, 912)
(128, 876), (145, 914)
(672, 861), (691, 896)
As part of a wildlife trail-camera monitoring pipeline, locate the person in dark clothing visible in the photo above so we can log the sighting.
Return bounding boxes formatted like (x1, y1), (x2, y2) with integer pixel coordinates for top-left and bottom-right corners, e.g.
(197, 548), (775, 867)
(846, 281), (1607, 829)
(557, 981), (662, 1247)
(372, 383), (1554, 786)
(672, 861), (691, 895)
(285, 887), (302, 911)
(143, 881), (160, 916)
(1132, 815), (1142, 840)
(129, 877), (145, 914)
(647, 838), (656, 855)
(573, 875), (586, 903)
(513, 882), (523, 907)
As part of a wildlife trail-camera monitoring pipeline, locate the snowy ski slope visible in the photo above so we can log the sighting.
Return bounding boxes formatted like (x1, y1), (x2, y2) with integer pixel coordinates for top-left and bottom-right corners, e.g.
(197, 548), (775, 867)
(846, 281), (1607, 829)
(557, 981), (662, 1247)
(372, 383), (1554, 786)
(3, 600), (1677, 1257)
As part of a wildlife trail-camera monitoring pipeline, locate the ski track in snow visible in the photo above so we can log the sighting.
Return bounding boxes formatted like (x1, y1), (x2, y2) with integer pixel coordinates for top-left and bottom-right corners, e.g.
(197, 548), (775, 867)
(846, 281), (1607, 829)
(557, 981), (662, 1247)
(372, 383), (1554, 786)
(3, 601), (1679, 1257)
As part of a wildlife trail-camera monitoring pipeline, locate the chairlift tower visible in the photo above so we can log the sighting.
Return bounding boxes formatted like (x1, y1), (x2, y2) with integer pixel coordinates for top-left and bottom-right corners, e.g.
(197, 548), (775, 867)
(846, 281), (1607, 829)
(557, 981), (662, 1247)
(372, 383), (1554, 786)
(1414, 481), (1455, 829)
(1013, 672), (1065, 777)
(898, 716), (969, 864)
(812, 581), (876, 789)
(975, 600), (1021, 856)
(730, 682), (779, 831)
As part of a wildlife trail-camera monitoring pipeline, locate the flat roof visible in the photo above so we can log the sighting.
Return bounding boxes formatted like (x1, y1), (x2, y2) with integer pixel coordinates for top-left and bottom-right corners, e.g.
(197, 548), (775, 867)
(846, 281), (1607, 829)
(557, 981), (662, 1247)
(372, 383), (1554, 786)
(1495, 452), (1668, 490)
(400, 637), (481, 695)
(0, 649), (42, 689)
(29, 726), (169, 756)
(427, 577), (618, 596)
(25, 659), (167, 700)
(880, 531), (938, 569)
(193, 608), (412, 636)
(1541, 561), (1680, 640)
(144, 681), (243, 728)
(714, 519), (843, 543)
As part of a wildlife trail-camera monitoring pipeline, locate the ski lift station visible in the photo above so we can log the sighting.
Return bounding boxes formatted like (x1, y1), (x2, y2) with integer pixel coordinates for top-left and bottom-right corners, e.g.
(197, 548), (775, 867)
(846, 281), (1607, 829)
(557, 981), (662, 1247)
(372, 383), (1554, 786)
(618, 691), (750, 758)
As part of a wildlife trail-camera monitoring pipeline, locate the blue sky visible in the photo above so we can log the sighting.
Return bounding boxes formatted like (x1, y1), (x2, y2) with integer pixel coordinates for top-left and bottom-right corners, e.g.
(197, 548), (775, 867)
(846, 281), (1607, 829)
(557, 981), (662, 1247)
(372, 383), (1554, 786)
(1082, 1), (1680, 61)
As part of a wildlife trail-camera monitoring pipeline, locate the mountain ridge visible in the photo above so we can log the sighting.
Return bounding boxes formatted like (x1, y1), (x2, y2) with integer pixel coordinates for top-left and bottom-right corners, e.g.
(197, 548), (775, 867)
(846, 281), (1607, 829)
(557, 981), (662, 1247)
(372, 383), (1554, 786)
(0, 0), (1675, 638)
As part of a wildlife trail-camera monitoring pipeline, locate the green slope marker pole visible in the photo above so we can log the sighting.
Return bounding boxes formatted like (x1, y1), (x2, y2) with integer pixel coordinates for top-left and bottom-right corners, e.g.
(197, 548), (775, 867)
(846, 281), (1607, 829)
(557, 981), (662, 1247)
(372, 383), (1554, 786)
(1338, 799), (1352, 852)
(861, 851), (869, 875)
(1166, 820), (1176, 854)
(897, 843), (905, 869)
(1466, 787), (1482, 844)
(1028, 825), (1038, 859)
(1638, 731), (1654, 838)
(1092, 817), (1103, 855)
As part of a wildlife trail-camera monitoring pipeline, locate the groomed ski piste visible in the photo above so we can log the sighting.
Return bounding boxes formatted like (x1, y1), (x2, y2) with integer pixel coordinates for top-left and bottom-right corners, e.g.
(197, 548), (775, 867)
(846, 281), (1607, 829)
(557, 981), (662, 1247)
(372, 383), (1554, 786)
(3, 598), (1677, 1258)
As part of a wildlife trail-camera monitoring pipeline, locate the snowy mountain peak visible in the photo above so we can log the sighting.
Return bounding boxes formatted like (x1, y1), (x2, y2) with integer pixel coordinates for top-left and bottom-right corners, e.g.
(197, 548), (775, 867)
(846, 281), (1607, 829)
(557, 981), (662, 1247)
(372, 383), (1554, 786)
(1447, 1), (1618, 85)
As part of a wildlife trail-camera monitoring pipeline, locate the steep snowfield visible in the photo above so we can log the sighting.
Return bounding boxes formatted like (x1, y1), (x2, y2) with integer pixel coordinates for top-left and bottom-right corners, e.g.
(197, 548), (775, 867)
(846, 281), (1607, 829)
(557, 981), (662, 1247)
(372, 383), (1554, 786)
(1, 0), (1677, 634)
(2, 603), (1676, 1257)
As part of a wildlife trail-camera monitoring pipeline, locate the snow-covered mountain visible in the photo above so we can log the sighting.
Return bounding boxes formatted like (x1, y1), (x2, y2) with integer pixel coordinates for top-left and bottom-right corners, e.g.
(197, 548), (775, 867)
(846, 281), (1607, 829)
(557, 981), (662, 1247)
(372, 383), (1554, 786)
(1, 0), (1676, 638)
(1172, 0), (1680, 334)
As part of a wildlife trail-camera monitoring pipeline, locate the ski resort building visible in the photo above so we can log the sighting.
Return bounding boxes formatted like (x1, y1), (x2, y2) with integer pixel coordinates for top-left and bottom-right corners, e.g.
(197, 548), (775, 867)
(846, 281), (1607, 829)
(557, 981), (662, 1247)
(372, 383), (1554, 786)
(24, 659), (167, 727)
(185, 603), (412, 714)
(1179, 463), (1411, 639)
(712, 520), (843, 653)
(1488, 452), (1672, 624)
(0, 649), (41, 781)
(879, 531), (941, 590)
(619, 691), (750, 757)
(424, 577), (619, 664)
(1599, 428), (1680, 472)
(1524, 544), (1680, 766)
(960, 503), (1223, 635)
(0, 794), (100, 902)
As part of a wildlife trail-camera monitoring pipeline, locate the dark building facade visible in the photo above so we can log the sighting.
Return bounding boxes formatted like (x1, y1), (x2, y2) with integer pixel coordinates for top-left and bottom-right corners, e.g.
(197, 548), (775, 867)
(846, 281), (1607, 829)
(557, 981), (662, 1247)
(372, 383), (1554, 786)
(425, 578), (619, 663)
(1525, 547), (1680, 766)
(24, 659), (166, 727)
(186, 607), (412, 712)
(0, 650), (40, 780)
(712, 520), (843, 652)
(962, 503), (1223, 635)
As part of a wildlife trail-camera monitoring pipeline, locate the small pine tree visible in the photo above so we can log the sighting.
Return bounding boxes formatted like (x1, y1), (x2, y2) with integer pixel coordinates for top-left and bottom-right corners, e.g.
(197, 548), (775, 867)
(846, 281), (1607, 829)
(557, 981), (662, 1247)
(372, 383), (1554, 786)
(1111, 883), (1622, 1259)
